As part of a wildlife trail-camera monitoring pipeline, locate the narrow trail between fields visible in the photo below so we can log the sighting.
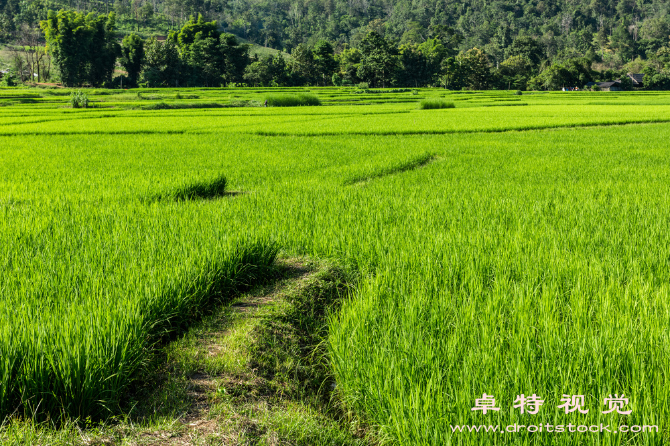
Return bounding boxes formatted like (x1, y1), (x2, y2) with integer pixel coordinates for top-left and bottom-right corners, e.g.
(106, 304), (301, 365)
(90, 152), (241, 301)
(104, 257), (370, 446)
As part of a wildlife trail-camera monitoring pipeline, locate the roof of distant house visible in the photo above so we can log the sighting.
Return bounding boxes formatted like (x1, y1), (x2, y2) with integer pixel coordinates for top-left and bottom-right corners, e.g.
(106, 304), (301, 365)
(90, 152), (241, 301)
(597, 81), (621, 88)
(628, 73), (644, 85)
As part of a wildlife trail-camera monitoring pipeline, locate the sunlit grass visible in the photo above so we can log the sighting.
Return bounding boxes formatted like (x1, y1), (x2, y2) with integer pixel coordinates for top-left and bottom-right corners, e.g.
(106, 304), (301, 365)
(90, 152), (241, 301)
(0, 87), (668, 445)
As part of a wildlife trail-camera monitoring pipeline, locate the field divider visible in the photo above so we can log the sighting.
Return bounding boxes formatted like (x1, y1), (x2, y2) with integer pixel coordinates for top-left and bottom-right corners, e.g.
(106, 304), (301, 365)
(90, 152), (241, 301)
(344, 153), (438, 186)
(252, 118), (670, 137)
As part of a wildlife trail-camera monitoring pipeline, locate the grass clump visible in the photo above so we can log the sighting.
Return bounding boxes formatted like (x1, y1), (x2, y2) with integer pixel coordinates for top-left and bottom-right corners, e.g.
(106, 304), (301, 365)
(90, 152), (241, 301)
(175, 92), (199, 99)
(265, 93), (321, 107)
(418, 98), (455, 109)
(68, 90), (89, 108)
(154, 175), (229, 201)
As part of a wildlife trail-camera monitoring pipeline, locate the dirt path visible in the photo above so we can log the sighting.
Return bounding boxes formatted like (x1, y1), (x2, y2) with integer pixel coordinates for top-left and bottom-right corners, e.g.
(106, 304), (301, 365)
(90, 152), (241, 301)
(96, 258), (370, 446)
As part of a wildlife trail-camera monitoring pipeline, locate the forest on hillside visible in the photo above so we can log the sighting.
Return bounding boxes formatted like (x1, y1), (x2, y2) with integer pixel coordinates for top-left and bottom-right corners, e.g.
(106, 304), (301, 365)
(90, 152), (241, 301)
(3, 0), (670, 63)
(2, 0), (670, 89)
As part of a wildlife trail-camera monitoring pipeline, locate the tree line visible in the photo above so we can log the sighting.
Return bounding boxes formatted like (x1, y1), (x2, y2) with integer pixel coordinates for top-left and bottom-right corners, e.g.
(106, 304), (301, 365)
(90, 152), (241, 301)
(3, 0), (670, 66)
(3, 0), (670, 88)
(2, 6), (670, 89)
(17, 9), (668, 90)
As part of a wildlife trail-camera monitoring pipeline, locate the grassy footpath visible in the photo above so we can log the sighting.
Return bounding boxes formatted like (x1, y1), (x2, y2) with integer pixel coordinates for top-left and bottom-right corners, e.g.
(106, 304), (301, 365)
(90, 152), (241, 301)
(0, 257), (374, 446)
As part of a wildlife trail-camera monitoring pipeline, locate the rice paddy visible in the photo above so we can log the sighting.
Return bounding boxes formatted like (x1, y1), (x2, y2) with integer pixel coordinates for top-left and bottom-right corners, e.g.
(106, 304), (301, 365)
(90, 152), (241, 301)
(0, 87), (668, 445)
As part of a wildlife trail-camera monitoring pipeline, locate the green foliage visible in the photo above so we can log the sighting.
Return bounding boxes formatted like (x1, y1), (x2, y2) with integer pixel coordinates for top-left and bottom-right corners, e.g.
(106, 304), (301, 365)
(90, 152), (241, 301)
(22, 3), (670, 92)
(618, 75), (634, 90)
(312, 40), (339, 86)
(176, 14), (220, 48)
(500, 55), (534, 90)
(289, 43), (317, 85)
(155, 175), (228, 201)
(264, 93), (321, 106)
(418, 98), (455, 109)
(0, 72), (17, 87)
(529, 58), (594, 90)
(174, 15), (249, 87)
(68, 89), (89, 108)
(357, 32), (399, 88)
(457, 48), (494, 90)
(244, 54), (289, 86)
(506, 36), (545, 68)
(141, 36), (181, 88)
(397, 44), (433, 88)
(610, 24), (636, 62)
(40, 10), (119, 87)
(120, 33), (144, 87)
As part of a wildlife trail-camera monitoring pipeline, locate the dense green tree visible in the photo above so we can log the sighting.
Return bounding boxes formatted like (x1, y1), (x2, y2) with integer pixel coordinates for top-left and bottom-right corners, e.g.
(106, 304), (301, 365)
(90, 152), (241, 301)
(400, 21), (426, 45)
(177, 14), (220, 48)
(397, 44), (431, 87)
(643, 64), (670, 89)
(244, 54), (289, 86)
(418, 38), (449, 81)
(640, 17), (670, 41)
(506, 36), (545, 69)
(40, 10), (119, 87)
(337, 46), (362, 85)
(428, 25), (463, 58)
(25, 0), (670, 91)
(500, 54), (534, 89)
(141, 35), (181, 87)
(120, 33), (144, 87)
(357, 31), (398, 88)
(290, 43), (317, 85)
(528, 57), (594, 89)
(219, 33), (250, 84)
(183, 34), (223, 86)
(457, 47), (493, 89)
(610, 24), (635, 61)
(438, 56), (460, 89)
(176, 15), (250, 86)
(312, 40), (338, 86)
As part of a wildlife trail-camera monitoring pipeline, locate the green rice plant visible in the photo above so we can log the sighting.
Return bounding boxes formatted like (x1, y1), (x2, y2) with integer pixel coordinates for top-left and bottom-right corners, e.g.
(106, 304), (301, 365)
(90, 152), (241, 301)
(154, 175), (228, 201)
(265, 93), (321, 107)
(418, 98), (455, 109)
(174, 92), (199, 99)
(1, 87), (670, 446)
(68, 90), (89, 108)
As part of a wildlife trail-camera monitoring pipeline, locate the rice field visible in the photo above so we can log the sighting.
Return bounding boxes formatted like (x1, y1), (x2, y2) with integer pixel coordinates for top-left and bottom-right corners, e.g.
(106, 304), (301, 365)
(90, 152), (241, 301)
(0, 87), (669, 445)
